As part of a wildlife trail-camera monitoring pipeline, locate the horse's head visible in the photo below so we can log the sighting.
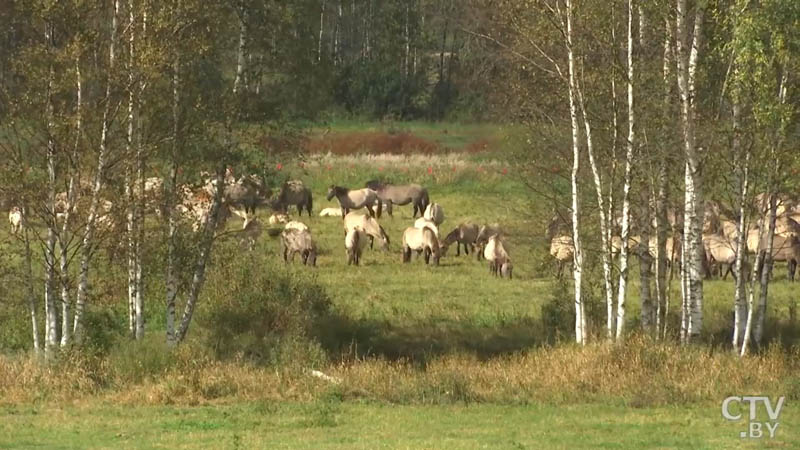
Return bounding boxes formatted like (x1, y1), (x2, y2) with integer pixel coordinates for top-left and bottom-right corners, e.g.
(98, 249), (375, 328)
(326, 185), (337, 201)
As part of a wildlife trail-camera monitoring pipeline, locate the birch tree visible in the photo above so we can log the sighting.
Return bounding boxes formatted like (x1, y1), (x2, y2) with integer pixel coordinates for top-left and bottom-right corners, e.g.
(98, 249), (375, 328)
(73, 0), (122, 342)
(675, 0), (704, 343)
(615, 0), (636, 341)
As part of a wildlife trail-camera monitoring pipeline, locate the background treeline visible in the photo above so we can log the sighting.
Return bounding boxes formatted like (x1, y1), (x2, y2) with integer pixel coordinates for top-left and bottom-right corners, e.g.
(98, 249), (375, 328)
(0, 0), (496, 123)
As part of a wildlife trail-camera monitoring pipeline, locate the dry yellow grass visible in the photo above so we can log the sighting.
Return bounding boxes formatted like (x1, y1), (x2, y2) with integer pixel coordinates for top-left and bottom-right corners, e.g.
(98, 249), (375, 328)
(2, 337), (797, 407)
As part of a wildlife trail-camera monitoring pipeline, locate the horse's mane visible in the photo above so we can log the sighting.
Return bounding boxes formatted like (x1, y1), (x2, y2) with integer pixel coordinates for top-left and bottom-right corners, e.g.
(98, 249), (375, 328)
(443, 228), (459, 245)
(331, 185), (349, 196)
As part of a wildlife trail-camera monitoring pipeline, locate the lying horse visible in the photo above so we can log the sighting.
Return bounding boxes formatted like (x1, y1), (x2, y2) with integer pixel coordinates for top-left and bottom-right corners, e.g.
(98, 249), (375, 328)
(327, 185), (377, 217)
(365, 180), (429, 218)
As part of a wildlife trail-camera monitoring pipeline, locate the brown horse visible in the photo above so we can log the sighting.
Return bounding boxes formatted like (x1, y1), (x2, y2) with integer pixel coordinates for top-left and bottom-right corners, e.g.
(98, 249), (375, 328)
(327, 185), (377, 217)
(365, 180), (429, 218)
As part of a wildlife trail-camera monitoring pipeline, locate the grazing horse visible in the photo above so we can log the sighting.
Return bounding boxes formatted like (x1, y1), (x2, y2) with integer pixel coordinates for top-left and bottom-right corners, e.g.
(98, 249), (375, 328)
(475, 223), (502, 261)
(345, 229), (369, 265)
(702, 233), (739, 280)
(364, 180), (429, 218)
(275, 180), (313, 216)
(343, 212), (390, 250)
(441, 223), (479, 256)
(402, 226), (441, 265)
(550, 235), (574, 278)
(280, 228), (317, 266)
(484, 235), (512, 279)
(327, 185), (377, 217)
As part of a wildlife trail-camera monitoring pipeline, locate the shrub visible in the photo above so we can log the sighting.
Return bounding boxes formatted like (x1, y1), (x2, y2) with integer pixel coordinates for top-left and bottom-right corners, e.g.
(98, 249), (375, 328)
(200, 247), (333, 367)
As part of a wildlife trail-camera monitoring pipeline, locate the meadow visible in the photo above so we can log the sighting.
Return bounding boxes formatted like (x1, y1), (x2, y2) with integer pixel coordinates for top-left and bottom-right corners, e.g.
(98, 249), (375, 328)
(1, 122), (798, 448)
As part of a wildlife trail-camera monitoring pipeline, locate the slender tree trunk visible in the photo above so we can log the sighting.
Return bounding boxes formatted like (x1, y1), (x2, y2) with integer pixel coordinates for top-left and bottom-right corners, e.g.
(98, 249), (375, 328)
(165, 55), (180, 347)
(44, 20), (59, 358)
(126, 0), (141, 339)
(404, 3), (410, 77)
(741, 192), (769, 356)
(58, 54), (82, 348)
(676, 0), (704, 343)
(578, 85), (614, 342)
(233, 8), (247, 93)
(176, 165), (226, 343)
(637, 3), (653, 334)
(24, 225), (41, 354)
(615, 0), (636, 341)
(566, 0), (586, 345)
(655, 16), (673, 340)
(753, 193), (777, 347)
(74, 0), (120, 341)
(318, 0), (326, 62)
(732, 101), (748, 352)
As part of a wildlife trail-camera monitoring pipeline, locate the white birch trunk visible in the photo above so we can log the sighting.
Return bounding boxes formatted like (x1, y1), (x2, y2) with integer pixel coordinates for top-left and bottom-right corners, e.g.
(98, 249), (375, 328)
(655, 16), (673, 339)
(741, 195), (769, 356)
(74, 0), (120, 341)
(753, 194), (777, 347)
(166, 56), (180, 347)
(44, 21), (59, 357)
(126, 0), (140, 339)
(176, 167), (226, 343)
(731, 101), (748, 352)
(566, 0), (586, 345)
(753, 71), (790, 347)
(578, 86), (614, 342)
(233, 9), (247, 94)
(318, 1), (326, 62)
(615, 0), (636, 341)
(23, 225), (41, 354)
(676, 0), (704, 342)
(59, 55), (82, 348)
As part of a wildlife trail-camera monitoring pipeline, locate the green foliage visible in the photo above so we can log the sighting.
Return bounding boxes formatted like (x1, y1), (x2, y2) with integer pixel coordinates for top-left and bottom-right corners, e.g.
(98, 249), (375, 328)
(200, 242), (332, 366)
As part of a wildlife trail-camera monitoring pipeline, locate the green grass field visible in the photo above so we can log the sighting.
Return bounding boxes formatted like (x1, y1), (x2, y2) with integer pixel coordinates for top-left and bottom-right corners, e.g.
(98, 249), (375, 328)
(2, 401), (797, 449)
(1, 122), (798, 448)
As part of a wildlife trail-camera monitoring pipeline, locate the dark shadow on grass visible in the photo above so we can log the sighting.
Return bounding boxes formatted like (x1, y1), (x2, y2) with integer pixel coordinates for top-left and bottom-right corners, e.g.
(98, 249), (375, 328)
(313, 312), (546, 365)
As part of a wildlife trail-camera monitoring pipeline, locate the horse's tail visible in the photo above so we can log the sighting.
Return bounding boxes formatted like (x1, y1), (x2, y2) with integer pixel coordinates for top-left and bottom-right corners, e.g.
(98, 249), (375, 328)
(420, 188), (430, 212)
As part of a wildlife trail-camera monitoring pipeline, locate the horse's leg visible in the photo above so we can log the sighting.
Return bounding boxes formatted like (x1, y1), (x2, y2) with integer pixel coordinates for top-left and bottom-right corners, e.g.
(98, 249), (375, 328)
(376, 201), (382, 219)
(369, 235), (374, 250)
(387, 201), (393, 217)
(790, 259), (797, 282)
(424, 247), (431, 264)
(403, 247), (410, 263)
(366, 204), (375, 217)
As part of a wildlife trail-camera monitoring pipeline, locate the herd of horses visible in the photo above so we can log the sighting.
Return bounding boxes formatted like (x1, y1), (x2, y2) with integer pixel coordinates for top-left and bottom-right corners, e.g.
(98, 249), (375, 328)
(259, 179), (512, 279)
(547, 198), (800, 282)
(5, 171), (511, 279)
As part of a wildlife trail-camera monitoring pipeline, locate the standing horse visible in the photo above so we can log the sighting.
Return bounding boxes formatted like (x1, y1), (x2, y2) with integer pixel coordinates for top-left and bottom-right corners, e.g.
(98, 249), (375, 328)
(275, 180), (313, 216)
(365, 180), (429, 218)
(327, 185), (377, 217)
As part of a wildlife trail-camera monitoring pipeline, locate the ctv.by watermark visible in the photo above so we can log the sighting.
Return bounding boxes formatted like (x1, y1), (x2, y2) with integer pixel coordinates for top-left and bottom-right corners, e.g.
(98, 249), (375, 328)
(722, 396), (786, 439)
